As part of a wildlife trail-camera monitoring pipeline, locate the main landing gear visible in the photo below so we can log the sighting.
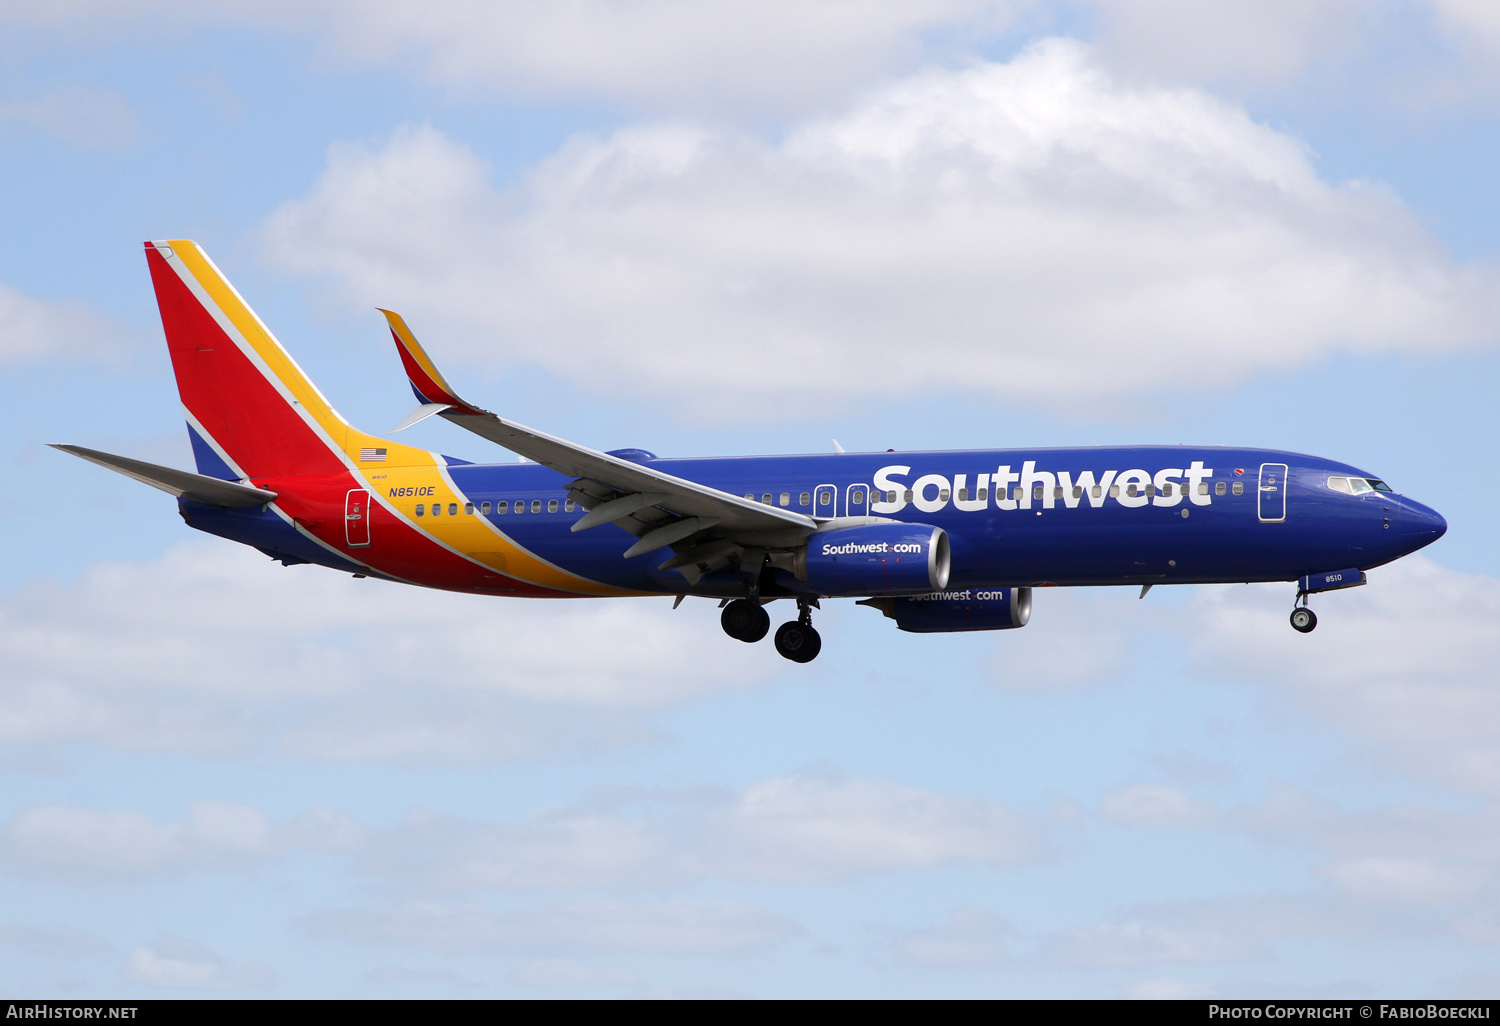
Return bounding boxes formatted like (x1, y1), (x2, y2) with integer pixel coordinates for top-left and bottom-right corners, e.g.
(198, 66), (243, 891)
(1290, 593), (1317, 633)
(720, 597), (822, 662)
(721, 598), (770, 642)
(774, 603), (822, 664)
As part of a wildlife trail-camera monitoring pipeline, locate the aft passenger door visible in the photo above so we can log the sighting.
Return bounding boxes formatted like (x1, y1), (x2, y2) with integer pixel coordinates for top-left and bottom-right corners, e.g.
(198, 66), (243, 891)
(345, 489), (372, 547)
(1258, 463), (1288, 523)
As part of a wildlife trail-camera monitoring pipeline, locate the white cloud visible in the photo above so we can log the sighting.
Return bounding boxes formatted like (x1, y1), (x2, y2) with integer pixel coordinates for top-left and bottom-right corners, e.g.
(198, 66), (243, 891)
(1088, 0), (1368, 90)
(10, 2), (1500, 116)
(0, 801), (358, 881)
(1100, 784), (1216, 828)
(510, 958), (638, 989)
(1051, 920), (1266, 967)
(357, 769), (1038, 892)
(893, 906), (1010, 967)
(1189, 557), (1500, 796)
(1321, 856), (1487, 907)
(0, 541), (765, 763)
(125, 933), (274, 990)
(310, 0), (1012, 114)
(0, 284), (112, 364)
(710, 770), (1036, 880)
(0, 1), (1011, 115)
(0, 86), (139, 148)
(0, 924), (109, 956)
(264, 43), (1497, 420)
(307, 898), (799, 957)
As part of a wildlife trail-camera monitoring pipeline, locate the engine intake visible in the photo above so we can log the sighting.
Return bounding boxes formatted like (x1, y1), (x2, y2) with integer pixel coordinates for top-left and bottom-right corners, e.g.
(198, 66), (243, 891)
(796, 523), (950, 597)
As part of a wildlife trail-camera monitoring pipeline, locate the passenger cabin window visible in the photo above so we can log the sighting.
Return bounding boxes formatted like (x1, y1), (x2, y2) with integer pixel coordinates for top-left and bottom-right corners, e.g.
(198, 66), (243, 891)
(939, 488), (951, 502)
(762, 493), (772, 504)
(779, 492), (790, 506)
(1232, 482), (1243, 496)
(1126, 485), (1138, 497)
(495, 501), (506, 515)
(1091, 486), (1101, 498)
(1072, 486), (1083, 499)
(1109, 485), (1120, 497)
(547, 499), (558, 512)
(979, 487), (988, 502)
(1146, 484), (1156, 497)
(958, 488), (968, 501)
(465, 503), (474, 515)
(415, 503), (425, 516)
(904, 490), (914, 503)
(481, 501), (491, 514)
(799, 492), (810, 506)
(744, 493), (754, 500)
(1162, 484), (1173, 497)
(565, 500), (575, 512)
(530, 499), (541, 513)
(513, 500), (524, 514)
(432, 503), (442, 517)
(1215, 481), (1226, 496)
(449, 503), (458, 516)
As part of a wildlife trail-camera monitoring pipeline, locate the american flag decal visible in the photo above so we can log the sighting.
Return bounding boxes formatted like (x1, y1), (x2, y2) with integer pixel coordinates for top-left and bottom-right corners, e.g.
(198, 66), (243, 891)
(359, 448), (387, 462)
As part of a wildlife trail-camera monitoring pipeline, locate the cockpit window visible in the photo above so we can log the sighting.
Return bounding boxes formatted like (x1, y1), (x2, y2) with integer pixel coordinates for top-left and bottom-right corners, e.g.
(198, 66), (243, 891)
(1328, 476), (1387, 496)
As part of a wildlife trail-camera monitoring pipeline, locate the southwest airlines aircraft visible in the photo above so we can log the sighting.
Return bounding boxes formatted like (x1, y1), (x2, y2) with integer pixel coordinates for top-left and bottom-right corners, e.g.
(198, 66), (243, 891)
(55, 241), (1448, 663)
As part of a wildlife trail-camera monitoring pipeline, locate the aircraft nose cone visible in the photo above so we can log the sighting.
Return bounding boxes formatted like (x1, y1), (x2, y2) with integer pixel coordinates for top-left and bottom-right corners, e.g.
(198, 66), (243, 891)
(1400, 499), (1447, 552)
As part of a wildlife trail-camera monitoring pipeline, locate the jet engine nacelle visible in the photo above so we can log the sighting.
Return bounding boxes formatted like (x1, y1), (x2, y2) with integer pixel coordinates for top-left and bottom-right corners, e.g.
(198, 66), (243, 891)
(796, 524), (950, 597)
(862, 587), (1032, 633)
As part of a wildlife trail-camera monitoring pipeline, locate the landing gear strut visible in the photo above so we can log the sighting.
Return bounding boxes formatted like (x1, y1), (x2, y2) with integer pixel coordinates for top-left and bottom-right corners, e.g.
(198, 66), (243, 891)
(774, 600), (822, 663)
(721, 599), (770, 643)
(1290, 593), (1317, 633)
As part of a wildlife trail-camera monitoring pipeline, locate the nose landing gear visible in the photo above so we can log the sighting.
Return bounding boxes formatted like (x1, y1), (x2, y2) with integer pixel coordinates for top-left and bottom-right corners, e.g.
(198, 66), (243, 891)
(774, 600), (822, 663)
(1290, 593), (1317, 633)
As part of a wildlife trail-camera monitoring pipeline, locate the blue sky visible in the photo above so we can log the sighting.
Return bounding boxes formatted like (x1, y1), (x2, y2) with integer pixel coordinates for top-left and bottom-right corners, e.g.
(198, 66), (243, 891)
(4, 0), (1500, 998)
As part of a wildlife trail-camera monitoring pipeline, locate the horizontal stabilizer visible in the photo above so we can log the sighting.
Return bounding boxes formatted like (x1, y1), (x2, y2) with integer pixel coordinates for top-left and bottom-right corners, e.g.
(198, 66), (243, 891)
(391, 403), (453, 433)
(51, 444), (277, 508)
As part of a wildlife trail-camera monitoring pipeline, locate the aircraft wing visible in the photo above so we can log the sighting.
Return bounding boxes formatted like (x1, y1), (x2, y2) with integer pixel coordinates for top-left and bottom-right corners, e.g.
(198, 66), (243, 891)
(379, 311), (817, 544)
(51, 444), (277, 507)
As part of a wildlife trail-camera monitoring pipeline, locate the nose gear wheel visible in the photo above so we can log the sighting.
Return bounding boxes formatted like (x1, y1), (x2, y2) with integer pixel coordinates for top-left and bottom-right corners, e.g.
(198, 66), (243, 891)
(1290, 607), (1317, 633)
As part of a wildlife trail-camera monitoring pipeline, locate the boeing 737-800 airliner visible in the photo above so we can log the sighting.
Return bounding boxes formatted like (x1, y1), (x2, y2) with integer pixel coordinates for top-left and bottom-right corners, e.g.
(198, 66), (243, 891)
(54, 241), (1448, 662)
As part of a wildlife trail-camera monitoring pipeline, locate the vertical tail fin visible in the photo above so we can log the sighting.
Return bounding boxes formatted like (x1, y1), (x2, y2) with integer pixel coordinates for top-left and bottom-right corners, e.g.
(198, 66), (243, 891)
(146, 240), (421, 480)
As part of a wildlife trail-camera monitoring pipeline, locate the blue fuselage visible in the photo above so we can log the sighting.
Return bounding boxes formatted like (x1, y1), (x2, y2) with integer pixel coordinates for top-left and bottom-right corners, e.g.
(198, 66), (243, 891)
(415, 444), (1444, 594)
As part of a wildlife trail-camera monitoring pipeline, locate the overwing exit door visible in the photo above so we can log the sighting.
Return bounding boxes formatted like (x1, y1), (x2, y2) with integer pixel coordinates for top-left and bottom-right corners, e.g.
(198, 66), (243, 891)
(345, 489), (372, 547)
(1258, 463), (1288, 523)
(813, 483), (837, 517)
